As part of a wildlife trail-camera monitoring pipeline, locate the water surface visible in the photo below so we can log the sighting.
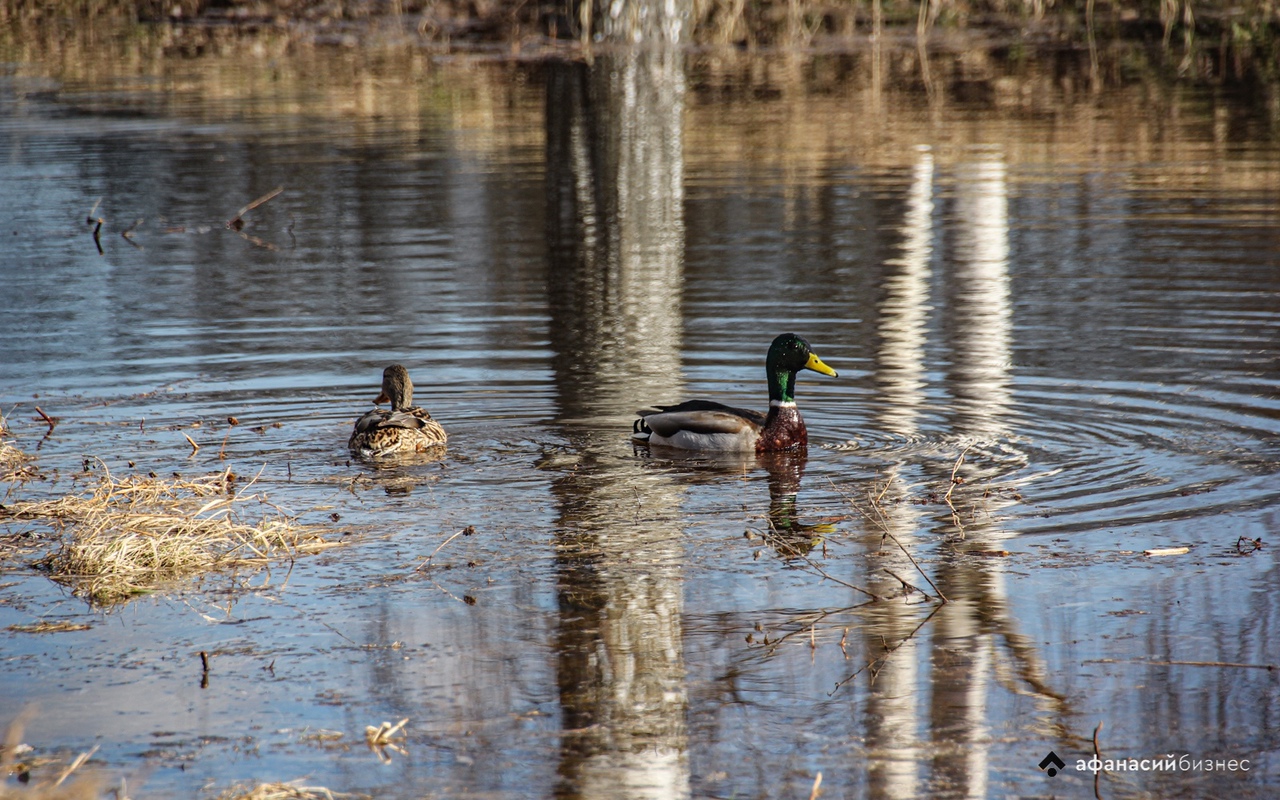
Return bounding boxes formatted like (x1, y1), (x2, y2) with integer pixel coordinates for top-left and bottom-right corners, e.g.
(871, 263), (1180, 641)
(1, 39), (1279, 799)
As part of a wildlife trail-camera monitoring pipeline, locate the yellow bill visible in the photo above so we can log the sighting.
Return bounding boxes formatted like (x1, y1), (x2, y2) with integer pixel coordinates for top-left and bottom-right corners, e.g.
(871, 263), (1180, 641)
(805, 352), (838, 377)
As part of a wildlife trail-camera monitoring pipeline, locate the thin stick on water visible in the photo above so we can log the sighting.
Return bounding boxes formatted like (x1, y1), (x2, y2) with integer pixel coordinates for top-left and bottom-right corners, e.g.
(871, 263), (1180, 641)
(873, 478), (893, 506)
(830, 602), (943, 695)
(87, 199), (105, 254)
(53, 744), (99, 787)
(415, 526), (474, 572)
(808, 772), (823, 800)
(365, 717), (409, 746)
(882, 567), (935, 602)
(943, 443), (973, 537)
(1084, 657), (1276, 671)
(943, 444), (970, 506)
(835, 479), (948, 604)
(1092, 721), (1104, 799)
(429, 578), (470, 605)
(33, 406), (59, 433)
(227, 186), (283, 229)
(120, 216), (144, 244)
(882, 527), (946, 603)
(760, 518), (882, 601)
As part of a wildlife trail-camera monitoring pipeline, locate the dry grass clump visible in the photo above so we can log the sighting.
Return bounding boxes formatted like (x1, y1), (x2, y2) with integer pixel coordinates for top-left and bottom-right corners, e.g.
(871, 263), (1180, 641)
(0, 428), (36, 486)
(3, 463), (337, 604)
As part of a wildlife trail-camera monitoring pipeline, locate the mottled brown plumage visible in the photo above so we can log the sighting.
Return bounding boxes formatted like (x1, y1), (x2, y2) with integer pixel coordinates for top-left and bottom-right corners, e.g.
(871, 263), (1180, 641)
(348, 365), (447, 458)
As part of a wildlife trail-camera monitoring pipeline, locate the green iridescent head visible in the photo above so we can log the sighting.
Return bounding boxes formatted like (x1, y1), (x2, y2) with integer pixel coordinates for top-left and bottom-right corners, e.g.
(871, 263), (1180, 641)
(766, 333), (838, 402)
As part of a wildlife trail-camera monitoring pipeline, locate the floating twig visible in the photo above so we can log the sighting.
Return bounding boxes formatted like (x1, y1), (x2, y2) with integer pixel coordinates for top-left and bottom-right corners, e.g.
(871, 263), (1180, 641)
(183, 433), (200, 455)
(233, 230), (279, 251)
(882, 567), (935, 602)
(53, 744), (99, 787)
(884, 528), (946, 602)
(1092, 721), (1104, 799)
(1143, 546), (1190, 556)
(1236, 536), (1263, 554)
(830, 602), (943, 695)
(87, 199), (105, 254)
(365, 717), (409, 764)
(33, 406), (59, 433)
(840, 477), (948, 604)
(227, 186), (283, 230)
(758, 517), (881, 600)
(365, 717), (409, 746)
(942, 444), (973, 538)
(415, 525), (476, 572)
(1084, 657), (1276, 671)
(120, 218), (144, 247)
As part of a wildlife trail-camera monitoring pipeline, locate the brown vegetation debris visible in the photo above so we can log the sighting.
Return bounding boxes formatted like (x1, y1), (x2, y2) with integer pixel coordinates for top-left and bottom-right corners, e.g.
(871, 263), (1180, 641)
(0, 435), (38, 485)
(211, 781), (353, 800)
(3, 464), (339, 604)
(7, 621), (93, 634)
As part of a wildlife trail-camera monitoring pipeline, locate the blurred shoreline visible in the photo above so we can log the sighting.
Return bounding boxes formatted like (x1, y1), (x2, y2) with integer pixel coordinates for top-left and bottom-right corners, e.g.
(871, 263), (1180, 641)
(2, 0), (1278, 88)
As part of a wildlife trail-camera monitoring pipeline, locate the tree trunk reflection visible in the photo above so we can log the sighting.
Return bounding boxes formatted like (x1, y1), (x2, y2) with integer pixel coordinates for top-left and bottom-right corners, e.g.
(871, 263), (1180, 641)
(545, 48), (691, 800)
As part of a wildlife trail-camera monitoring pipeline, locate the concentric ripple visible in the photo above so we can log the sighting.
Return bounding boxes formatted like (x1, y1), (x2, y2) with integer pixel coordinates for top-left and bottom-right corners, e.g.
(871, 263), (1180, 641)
(813, 373), (1280, 539)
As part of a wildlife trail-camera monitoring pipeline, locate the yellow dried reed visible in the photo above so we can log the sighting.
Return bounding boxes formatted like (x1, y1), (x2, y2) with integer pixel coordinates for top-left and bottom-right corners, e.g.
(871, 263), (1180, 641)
(5, 462), (335, 604)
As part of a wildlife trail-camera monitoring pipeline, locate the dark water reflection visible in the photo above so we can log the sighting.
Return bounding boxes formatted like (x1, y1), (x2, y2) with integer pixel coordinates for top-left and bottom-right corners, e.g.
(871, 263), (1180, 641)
(1, 40), (1279, 799)
(545, 52), (690, 797)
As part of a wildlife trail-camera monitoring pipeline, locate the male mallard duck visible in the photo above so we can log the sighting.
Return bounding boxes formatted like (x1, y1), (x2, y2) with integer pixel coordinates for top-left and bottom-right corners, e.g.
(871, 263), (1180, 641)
(632, 333), (837, 452)
(348, 364), (447, 457)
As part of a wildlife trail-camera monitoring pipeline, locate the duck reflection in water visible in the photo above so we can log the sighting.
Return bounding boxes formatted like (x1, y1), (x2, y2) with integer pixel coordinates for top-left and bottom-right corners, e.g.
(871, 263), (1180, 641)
(636, 448), (832, 559)
(756, 451), (836, 558)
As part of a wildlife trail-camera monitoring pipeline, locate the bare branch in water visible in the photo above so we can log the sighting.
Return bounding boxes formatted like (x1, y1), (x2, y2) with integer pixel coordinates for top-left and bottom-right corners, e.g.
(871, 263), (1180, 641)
(416, 525), (477, 572)
(33, 406), (59, 433)
(943, 443), (973, 538)
(227, 186), (283, 230)
(87, 198), (105, 254)
(833, 477), (948, 604)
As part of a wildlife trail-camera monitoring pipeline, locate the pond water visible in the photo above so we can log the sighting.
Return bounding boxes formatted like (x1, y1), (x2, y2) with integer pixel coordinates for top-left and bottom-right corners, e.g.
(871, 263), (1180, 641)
(1, 36), (1279, 799)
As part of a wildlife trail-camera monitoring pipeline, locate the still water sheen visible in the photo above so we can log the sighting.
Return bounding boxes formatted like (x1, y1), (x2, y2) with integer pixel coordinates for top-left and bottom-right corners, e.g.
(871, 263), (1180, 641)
(1, 43), (1279, 799)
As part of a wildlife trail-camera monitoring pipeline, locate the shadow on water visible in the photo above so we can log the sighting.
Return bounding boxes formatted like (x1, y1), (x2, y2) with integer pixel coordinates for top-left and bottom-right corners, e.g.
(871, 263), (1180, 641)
(1, 20), (1280, 800)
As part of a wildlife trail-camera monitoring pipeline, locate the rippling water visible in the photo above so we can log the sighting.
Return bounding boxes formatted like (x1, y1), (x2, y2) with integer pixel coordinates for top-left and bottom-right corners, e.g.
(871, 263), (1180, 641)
(1, 40), (1279, 799)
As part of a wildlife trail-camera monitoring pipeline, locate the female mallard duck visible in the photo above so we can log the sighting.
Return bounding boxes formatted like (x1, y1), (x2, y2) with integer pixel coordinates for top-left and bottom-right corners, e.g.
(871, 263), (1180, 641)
(348, 364), (447, 457)
(633, 333), (837, 452)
